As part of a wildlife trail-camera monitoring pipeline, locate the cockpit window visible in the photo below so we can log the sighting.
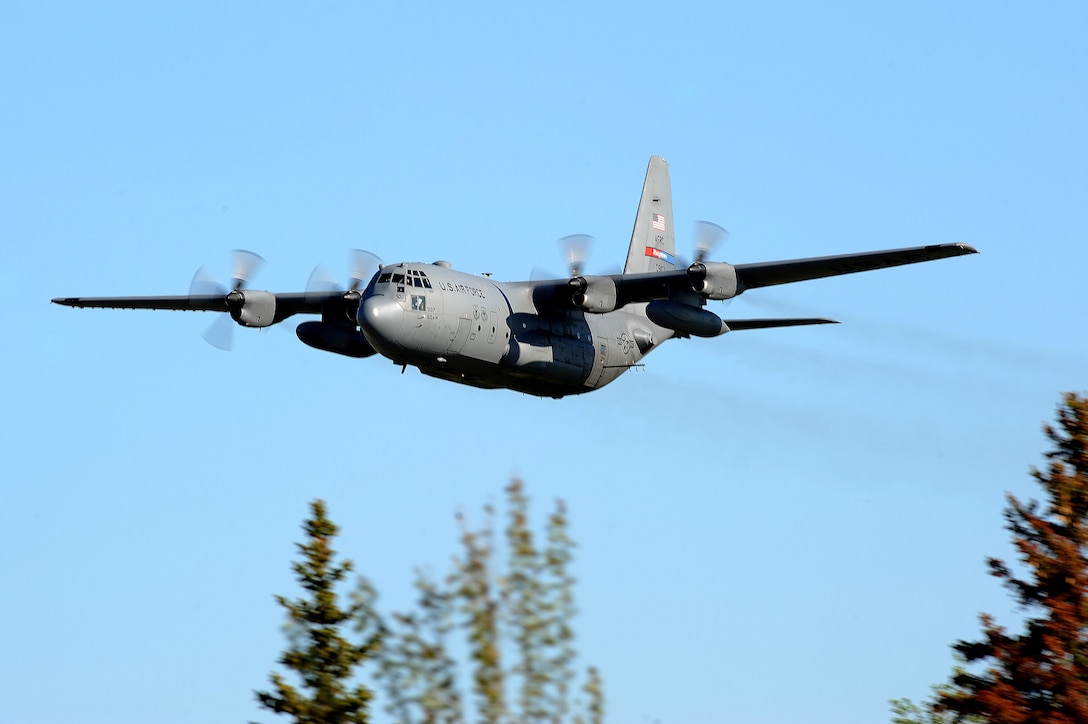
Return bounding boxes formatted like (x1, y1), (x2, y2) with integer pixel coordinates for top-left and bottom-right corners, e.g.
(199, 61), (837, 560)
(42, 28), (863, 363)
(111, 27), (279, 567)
(379, 269), (428, 286)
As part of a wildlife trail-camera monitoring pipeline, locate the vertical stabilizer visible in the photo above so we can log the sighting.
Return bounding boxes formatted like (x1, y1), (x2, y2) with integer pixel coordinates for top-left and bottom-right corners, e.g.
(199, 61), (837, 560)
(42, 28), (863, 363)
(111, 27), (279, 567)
(623, 156), (677, 275)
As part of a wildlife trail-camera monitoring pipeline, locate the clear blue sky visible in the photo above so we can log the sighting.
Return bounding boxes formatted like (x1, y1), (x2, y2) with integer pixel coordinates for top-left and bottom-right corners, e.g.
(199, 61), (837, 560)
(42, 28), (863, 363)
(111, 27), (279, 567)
(3, 2), (1086, 722)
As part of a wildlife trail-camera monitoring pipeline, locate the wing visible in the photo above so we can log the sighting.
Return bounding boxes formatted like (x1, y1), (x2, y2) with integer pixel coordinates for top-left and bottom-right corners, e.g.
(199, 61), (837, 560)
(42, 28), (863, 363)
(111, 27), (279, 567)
(523, 242), (978, 310)
(52, 294), (231, 311)
(732, 242), (979, 290)
(52, 291), (345, 323)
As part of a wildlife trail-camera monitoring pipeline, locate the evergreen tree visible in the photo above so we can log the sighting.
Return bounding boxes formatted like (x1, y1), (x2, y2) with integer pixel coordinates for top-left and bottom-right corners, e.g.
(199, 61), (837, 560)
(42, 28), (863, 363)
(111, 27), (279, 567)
(936, 392), (1088, 722)
(254, 499), (380, 724)
(371, 480), (603, 724)
(366, 573), (461, 724)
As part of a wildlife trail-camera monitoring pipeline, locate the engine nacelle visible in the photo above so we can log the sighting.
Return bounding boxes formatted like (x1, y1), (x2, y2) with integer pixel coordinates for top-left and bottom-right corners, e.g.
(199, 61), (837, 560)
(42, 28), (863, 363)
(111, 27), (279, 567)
(228, 290), (277, 328)
(296, 320), (377, 358)
(687, 261), (738, 300)
(569, 275), (618, 313)
(645, 300), (728, 338)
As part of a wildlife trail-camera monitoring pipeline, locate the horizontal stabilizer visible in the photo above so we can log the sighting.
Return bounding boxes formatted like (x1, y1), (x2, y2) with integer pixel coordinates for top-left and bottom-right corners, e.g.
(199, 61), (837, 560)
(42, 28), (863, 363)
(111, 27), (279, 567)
(723, 318), (838, 331)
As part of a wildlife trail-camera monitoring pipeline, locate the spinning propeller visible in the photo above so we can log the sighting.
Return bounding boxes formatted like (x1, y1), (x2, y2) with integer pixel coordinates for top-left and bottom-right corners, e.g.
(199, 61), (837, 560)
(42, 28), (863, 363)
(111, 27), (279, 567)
(693, 220), (728, 264)
(189, 249), (265, 351)
(559, 234), (594, 277)
(306, 249), (383, 322)
(306, 249), (382, 298)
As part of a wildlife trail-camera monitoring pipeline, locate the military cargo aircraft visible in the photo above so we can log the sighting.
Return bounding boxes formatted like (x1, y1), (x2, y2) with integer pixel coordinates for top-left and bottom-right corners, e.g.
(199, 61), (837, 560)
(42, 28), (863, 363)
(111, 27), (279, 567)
(53, 156), (977, 398)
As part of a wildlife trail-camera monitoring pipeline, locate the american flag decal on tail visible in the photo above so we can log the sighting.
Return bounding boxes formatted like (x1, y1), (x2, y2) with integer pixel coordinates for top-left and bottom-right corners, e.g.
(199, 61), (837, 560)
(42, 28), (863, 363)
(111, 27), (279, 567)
(651, 213), (666, 232)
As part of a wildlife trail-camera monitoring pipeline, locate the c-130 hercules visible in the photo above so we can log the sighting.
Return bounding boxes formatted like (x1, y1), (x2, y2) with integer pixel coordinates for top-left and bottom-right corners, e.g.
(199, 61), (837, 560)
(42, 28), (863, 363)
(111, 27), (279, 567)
(54, 156), (977, 398)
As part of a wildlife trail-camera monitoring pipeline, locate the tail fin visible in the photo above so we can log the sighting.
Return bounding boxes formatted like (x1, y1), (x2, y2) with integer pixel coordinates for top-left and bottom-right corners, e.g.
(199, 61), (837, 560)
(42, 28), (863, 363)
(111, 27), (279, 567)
(623, 155), (678, 275)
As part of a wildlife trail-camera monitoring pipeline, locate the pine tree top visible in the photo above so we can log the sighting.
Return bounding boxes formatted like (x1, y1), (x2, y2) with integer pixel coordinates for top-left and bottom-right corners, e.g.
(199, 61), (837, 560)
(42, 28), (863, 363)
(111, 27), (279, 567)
(938, 392), (1088, 723)
(254, 499), (379, 724)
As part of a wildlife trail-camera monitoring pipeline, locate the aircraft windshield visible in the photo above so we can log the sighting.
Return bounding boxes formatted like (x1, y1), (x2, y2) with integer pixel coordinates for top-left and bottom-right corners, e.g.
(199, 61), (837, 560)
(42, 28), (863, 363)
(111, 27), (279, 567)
(379, 269), (432, 288)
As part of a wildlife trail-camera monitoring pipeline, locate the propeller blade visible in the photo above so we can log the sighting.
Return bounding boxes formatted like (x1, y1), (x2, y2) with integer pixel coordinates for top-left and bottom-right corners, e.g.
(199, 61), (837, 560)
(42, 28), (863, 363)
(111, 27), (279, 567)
(189, 266), (226, 297)
(530, 266), (562, 282)
(559, 234), (593, 277)
(693, 220), (728, 263)
(229, 249), (265, 291)
(349, 249), (383, 291)
(202, 313), (235, 351)
(306, 264), (341, 301)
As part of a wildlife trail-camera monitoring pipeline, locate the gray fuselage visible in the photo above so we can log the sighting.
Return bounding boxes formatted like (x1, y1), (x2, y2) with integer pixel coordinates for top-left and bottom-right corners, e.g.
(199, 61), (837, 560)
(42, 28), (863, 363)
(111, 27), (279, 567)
(357, 261), (672, 398)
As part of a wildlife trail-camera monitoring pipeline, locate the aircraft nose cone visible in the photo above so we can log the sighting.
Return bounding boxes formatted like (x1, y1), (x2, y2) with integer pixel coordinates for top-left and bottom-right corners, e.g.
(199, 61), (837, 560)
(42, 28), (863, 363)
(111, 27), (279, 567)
(359, 295), (402, 345)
